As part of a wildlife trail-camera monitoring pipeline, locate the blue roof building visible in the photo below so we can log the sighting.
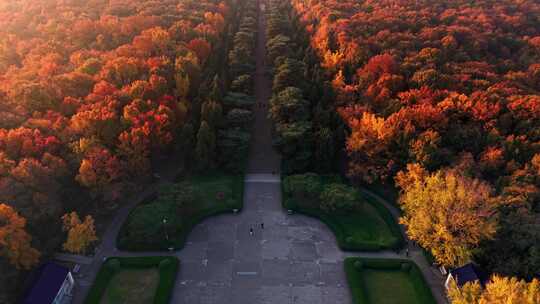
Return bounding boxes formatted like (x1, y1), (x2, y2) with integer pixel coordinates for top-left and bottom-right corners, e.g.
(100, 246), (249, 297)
(21, 262), (74, 304)
(444, 263), (489, 289)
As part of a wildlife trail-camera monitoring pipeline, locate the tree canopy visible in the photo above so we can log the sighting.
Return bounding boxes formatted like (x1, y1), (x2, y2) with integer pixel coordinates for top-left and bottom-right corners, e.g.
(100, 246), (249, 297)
(396, 165), (497, 267)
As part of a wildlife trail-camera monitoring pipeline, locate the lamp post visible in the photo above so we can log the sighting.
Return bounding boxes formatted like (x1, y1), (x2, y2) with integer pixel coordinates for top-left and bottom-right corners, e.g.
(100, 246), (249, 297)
(162, 218), (169, 242)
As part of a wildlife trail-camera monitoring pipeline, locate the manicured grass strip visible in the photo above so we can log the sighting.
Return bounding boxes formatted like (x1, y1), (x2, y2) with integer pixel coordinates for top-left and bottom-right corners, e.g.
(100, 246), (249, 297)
(101, 268), (159, 304)
(117, 171), (244, 251)
(84, 256), (179, 304)
(344, 257), (436, 304)
(358, 190), (405, 249)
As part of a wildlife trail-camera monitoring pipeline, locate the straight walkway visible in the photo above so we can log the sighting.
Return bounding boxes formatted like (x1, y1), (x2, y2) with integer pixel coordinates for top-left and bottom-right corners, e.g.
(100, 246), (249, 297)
(170, 1), (355, 302)
(245, 174), (281, 183)
(245, 0), (280, 175)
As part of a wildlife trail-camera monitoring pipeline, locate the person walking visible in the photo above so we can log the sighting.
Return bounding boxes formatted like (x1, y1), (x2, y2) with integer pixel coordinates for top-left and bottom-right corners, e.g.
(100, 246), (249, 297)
(261, 222), (264, 229)
(249, 227), (254, 236)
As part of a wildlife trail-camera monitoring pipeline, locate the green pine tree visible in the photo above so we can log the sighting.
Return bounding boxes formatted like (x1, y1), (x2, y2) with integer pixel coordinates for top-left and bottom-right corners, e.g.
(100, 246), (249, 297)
(195, 121), (215, 171)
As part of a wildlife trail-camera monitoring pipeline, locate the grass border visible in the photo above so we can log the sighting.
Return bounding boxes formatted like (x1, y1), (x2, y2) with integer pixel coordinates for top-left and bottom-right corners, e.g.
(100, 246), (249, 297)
(281, 177), (404, 251)
(117, 173), (244, 251)
(358, 190), (405, 249)
(84, 256), (179, 304)
(344, 257), (436, 304)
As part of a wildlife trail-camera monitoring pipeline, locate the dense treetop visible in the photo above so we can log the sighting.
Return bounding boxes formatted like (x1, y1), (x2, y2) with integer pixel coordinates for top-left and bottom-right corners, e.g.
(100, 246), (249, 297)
(0, 0), (236, 301)
(0, 0), (228, 207)
(291, 0), (540, 281)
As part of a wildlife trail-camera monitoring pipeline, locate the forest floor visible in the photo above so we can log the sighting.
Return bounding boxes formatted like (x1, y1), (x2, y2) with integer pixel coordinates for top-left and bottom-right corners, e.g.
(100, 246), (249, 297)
(68, 1), (448, 303)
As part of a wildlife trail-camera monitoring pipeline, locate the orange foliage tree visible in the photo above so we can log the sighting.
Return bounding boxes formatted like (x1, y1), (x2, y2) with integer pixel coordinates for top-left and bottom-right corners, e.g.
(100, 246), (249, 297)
(76, 147), (124, 203)
(0, 204), (40, 269)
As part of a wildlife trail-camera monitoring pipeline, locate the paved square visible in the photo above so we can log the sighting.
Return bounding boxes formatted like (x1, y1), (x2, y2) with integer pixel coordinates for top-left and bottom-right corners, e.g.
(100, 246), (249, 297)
(261, 259), (291, 285)
(207, 241), (234, 261)
(290, 241), (319, 261)
(261, 239), (290, 259)
(175, 181), (353, 304)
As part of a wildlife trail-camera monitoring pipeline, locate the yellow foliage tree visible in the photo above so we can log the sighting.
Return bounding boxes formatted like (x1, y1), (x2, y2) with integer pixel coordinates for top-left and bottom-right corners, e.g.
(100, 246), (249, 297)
(62, 212), (98, 254)
(396, 166), (497, 267)
(447, 279), (482, 304)
(448, 275), (540, 304)
(175, 73), (190, 98)
(322, 49), (345, 71)
(0, 203), (40, 269)
(525, 279), (540, 304)
(481, 276), (525, 303)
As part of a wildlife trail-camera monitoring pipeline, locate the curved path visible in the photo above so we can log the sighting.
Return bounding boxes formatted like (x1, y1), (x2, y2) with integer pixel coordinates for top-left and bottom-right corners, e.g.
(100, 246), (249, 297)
(71, 1), (447, 303)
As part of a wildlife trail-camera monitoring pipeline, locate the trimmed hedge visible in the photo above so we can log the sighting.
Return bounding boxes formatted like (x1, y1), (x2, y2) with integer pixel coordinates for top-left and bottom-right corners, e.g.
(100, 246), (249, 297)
(118, 173), (244, 251)
(84, 256), (179, 304)
(282, 175), (404, 251)
(344, 257), (436, 304)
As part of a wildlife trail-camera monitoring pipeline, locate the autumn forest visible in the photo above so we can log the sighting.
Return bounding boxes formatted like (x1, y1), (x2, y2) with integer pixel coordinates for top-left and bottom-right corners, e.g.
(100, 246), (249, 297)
(293, 0), (540, 277)
(0, 0), (539, 303)
(0, 0), (245, 300)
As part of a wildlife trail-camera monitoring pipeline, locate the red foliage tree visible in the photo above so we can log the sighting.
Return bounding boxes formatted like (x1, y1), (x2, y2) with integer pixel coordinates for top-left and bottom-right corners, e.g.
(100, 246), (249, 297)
(187, 38), (212, 64)
(76, 147), (124, 202)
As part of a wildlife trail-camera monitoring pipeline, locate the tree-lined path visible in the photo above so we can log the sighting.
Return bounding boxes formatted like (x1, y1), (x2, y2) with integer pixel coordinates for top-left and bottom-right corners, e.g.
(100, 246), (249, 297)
(171, 2), (357, 302)
(71, 1), (447, 303)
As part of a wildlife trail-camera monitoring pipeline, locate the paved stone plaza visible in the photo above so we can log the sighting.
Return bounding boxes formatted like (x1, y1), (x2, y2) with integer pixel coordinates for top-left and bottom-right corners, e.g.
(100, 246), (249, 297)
(172, 179), (353, 304)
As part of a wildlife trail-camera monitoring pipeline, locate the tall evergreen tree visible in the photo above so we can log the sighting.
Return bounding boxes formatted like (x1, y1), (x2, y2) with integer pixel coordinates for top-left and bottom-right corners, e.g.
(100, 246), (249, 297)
(195, 121), (215, 171)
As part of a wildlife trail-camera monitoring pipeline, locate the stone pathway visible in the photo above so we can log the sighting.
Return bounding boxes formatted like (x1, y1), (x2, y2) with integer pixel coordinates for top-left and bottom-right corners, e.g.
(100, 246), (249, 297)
(70, 0), (448, 303)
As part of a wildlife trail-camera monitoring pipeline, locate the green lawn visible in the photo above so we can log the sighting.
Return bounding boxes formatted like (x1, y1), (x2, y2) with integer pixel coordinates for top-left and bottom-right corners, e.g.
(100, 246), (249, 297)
(85, 256), (179, 304)
(118, 171), (244, 251)
(100, 268), (159, 304)
(282, 175), (404, 251)
(334, 204), (393, 242)
(362, 269), (418, 304)
(345, 258), (436, 304)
